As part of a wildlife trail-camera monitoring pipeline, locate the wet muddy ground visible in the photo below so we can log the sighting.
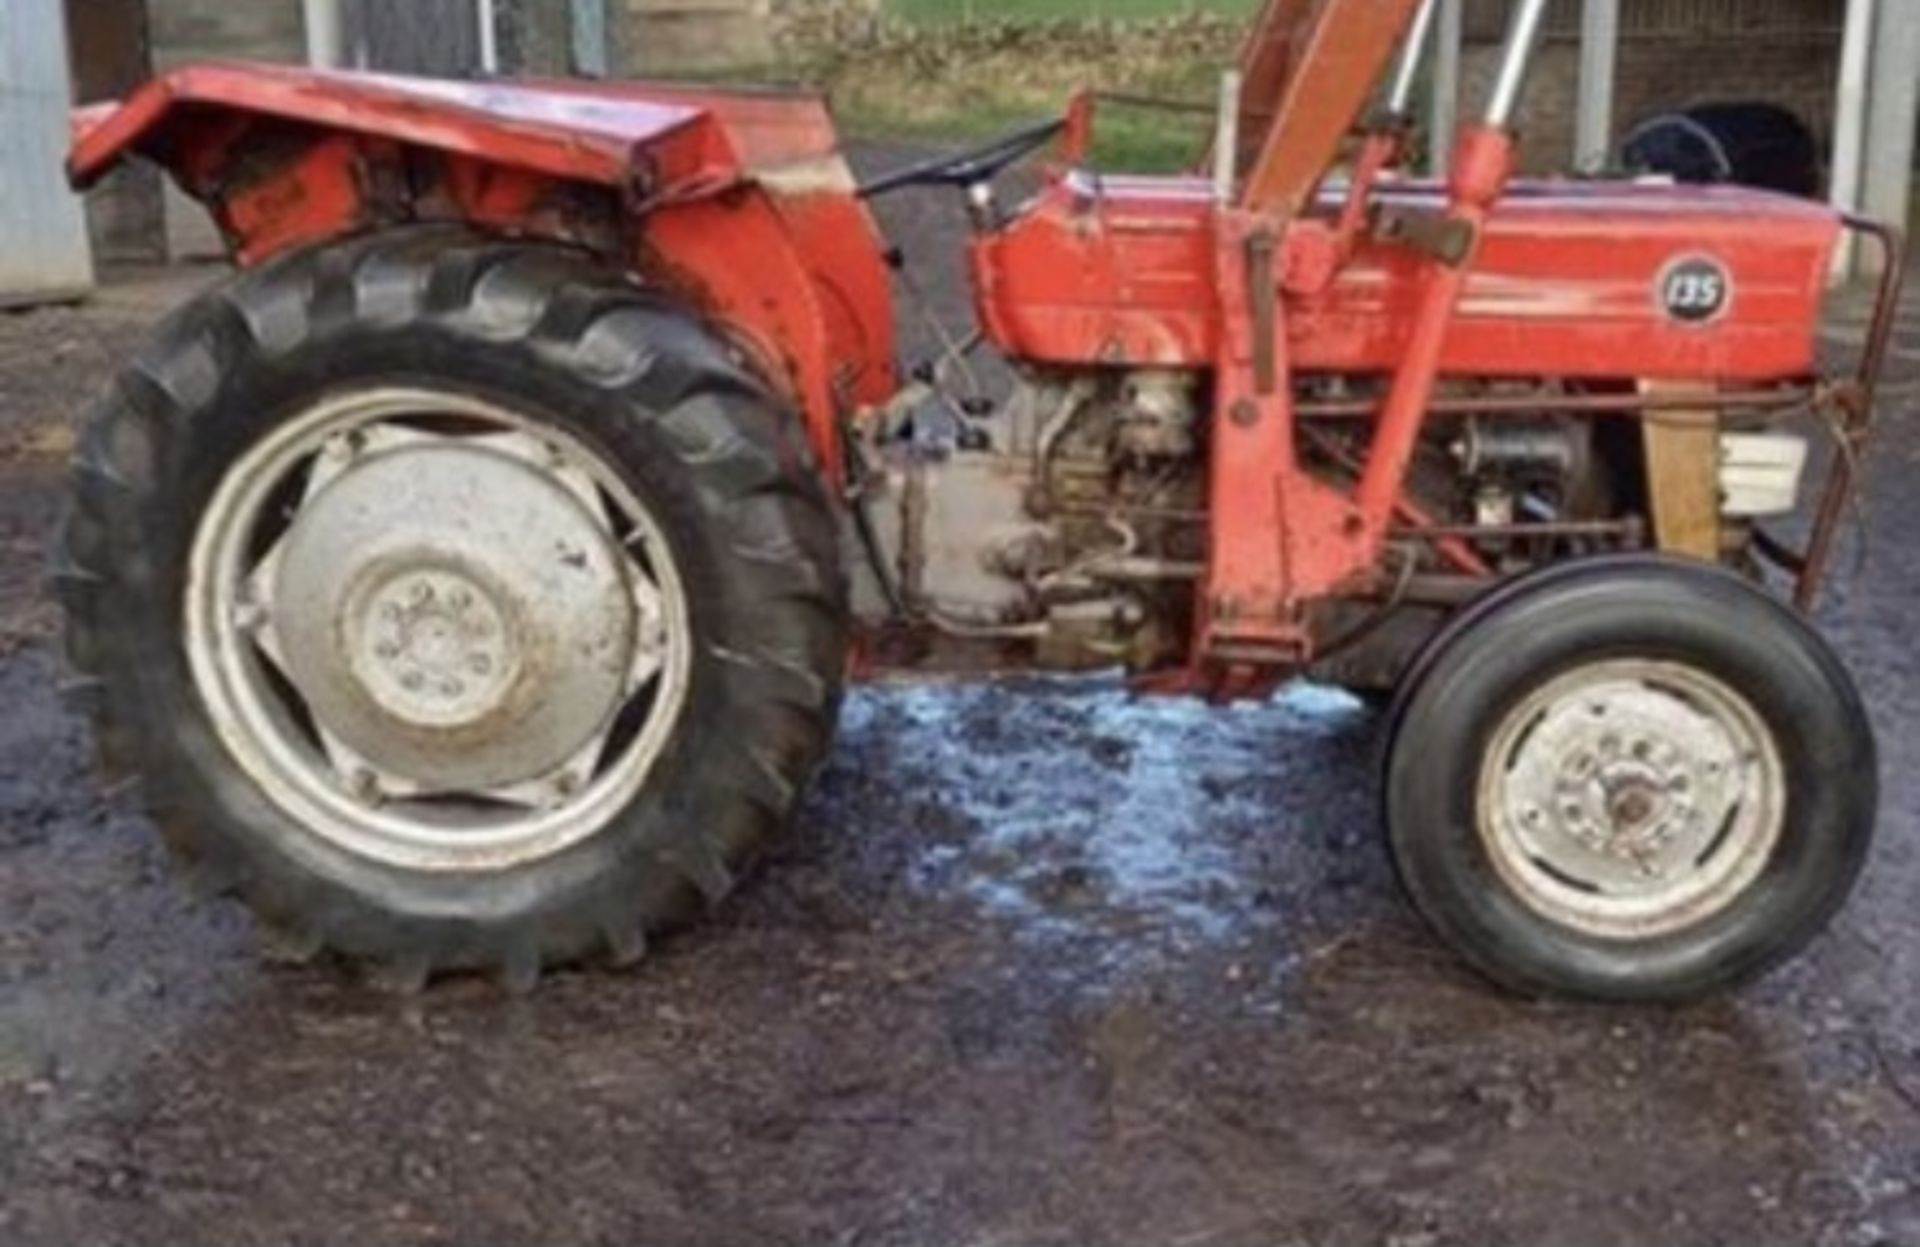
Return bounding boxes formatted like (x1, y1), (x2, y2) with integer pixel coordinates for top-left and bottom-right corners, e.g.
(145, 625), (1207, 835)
(2, 175), (1919, 1246)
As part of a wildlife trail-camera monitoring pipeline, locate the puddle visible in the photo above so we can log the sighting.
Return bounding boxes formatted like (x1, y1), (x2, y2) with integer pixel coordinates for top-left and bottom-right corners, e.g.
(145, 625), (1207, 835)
(843, 677), (1373, 976)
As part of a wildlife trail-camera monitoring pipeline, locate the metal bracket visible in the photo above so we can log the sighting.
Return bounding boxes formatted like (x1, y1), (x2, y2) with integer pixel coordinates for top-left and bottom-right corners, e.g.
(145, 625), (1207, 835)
(1374, 206), (1476, 266)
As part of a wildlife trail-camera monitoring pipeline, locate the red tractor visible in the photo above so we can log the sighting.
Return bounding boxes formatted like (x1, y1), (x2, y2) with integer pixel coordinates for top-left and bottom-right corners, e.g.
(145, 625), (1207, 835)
(60, 0), (1904, 999)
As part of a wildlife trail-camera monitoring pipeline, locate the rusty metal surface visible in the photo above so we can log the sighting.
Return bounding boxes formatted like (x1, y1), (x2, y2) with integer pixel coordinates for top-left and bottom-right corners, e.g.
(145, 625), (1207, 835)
(68, 63), (724, 191)
(1797, 217), (1909, 607)
(67, 63), (900, 476)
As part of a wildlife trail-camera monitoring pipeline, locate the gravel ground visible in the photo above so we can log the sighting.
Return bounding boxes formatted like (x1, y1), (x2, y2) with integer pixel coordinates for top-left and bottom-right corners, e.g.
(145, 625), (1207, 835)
(1, 164), (1918, 1246)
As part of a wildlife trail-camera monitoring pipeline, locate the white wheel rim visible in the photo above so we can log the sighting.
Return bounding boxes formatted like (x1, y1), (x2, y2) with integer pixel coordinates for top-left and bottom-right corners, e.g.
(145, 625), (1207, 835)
(185, 388), (693, 874)
(1474, 658), (1786, 940)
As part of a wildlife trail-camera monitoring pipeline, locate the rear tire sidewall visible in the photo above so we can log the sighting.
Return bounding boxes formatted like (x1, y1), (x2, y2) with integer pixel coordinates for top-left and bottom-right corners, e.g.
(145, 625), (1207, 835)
(89, 240), (840, 963)
(1386, 561), (1876, 1000)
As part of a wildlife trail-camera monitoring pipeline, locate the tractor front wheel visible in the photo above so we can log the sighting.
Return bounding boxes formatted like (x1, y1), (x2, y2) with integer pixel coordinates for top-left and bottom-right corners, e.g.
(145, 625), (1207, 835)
(57, 228), (848, 988)
(1383, 556), (1875, 1002)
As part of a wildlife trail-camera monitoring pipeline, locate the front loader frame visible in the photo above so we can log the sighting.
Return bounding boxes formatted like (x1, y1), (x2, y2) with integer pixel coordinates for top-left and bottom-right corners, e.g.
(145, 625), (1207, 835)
(1175, 0), (1904, 689)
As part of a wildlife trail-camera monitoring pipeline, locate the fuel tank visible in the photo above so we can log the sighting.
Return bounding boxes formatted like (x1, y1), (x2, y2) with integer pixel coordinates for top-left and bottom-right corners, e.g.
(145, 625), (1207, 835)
(971, 172), (1840, 382)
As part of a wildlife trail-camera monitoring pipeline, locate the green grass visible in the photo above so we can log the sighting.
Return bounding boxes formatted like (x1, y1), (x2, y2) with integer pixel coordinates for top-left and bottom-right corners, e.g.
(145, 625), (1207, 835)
(836, 93), (1214, 172)
(763, 0), (1252, 171)
(889, 0), (1260, 21)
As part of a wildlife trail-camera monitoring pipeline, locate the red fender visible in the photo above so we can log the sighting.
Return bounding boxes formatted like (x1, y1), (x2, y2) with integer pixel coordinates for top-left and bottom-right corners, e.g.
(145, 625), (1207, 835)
(68, 62), (898, 467)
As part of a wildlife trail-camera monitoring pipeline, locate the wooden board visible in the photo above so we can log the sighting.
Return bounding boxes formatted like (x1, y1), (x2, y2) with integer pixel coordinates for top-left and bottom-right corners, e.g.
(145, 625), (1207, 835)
(1639, 379), (1721, 561)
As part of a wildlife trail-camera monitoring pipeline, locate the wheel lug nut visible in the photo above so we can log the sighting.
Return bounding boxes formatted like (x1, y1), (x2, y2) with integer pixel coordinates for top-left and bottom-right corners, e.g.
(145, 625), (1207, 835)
(401, 671), (424, 692)
(440, 679), (463, 697)
(468, 654), (492, 676)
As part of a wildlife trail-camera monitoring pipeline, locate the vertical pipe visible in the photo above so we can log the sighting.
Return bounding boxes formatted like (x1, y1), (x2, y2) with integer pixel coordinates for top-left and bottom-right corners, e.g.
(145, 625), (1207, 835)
(1388, 0), (1441, 117)
(1484, 0), (1553, 128)
(477, 0), (500, 74)
(1861, 0), (1920, 278)
(302, 0), (343, 68)
(1428, 0), (1462, 175)
(1575, 0), (1620, 173)
(1213, 70), (1243, 202)
(1828, 0), (1876, 280)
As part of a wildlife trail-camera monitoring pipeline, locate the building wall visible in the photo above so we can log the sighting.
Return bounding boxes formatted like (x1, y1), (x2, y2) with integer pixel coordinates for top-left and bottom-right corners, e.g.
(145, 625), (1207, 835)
(148, 0), (306, 68)
(339, 0), (483, 74)
(1463, 0), (1842, 173)
(65, 0), (160, 262)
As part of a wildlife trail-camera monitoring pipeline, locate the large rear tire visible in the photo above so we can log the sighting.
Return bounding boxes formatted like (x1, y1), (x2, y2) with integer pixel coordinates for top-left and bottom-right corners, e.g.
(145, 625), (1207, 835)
(1383, 556), (1875, 1002)
(56, 227), (848, 989)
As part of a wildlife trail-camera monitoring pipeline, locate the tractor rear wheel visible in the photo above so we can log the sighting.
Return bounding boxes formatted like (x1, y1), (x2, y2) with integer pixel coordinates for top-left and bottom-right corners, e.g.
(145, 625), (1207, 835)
(1383, 556), (1875, 1002)
(57, 227), (848, 989)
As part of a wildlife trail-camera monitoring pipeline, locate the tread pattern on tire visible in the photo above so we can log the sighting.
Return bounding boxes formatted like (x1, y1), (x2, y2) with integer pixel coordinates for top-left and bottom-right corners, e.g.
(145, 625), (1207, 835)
(57, 226), (849, 988)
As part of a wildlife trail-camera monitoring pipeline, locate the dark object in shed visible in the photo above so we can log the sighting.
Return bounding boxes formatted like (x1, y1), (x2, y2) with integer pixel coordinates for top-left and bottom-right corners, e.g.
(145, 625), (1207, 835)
(1622, 103), (1822, 198)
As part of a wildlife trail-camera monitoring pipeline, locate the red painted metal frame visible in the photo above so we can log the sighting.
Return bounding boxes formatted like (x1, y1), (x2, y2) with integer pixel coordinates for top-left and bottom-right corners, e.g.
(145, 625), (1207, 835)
(69, 0), (1887, 692)
(973, 178), (1839, 380)
(68, 63), (898, 467)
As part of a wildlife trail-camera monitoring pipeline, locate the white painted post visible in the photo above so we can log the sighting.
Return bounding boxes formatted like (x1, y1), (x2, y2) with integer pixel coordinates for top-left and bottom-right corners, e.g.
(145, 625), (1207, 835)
(1574, 0), (1619, 173)
(302, 0), (343, 68)
(0, 0), (94, 305)
(1860, 0), (1920, 278)
(1828, 0), (1876, 280)
(1428, 0), (1462, 176)
(477, 0), (500, 74)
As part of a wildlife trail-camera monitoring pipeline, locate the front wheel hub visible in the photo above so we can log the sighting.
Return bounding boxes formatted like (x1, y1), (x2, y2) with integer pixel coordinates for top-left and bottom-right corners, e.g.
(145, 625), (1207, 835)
(1477, 659), (1785, 939)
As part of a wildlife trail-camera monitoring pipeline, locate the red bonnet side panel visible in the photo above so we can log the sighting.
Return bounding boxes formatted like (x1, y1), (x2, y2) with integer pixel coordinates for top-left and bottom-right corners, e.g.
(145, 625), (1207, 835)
(974, 174), (1841, 383)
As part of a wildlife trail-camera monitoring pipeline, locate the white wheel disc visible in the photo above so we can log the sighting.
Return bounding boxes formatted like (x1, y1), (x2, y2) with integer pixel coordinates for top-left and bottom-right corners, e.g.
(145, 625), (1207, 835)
(1475, 658), (1786, 940)
(185, 388), (693, 874)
